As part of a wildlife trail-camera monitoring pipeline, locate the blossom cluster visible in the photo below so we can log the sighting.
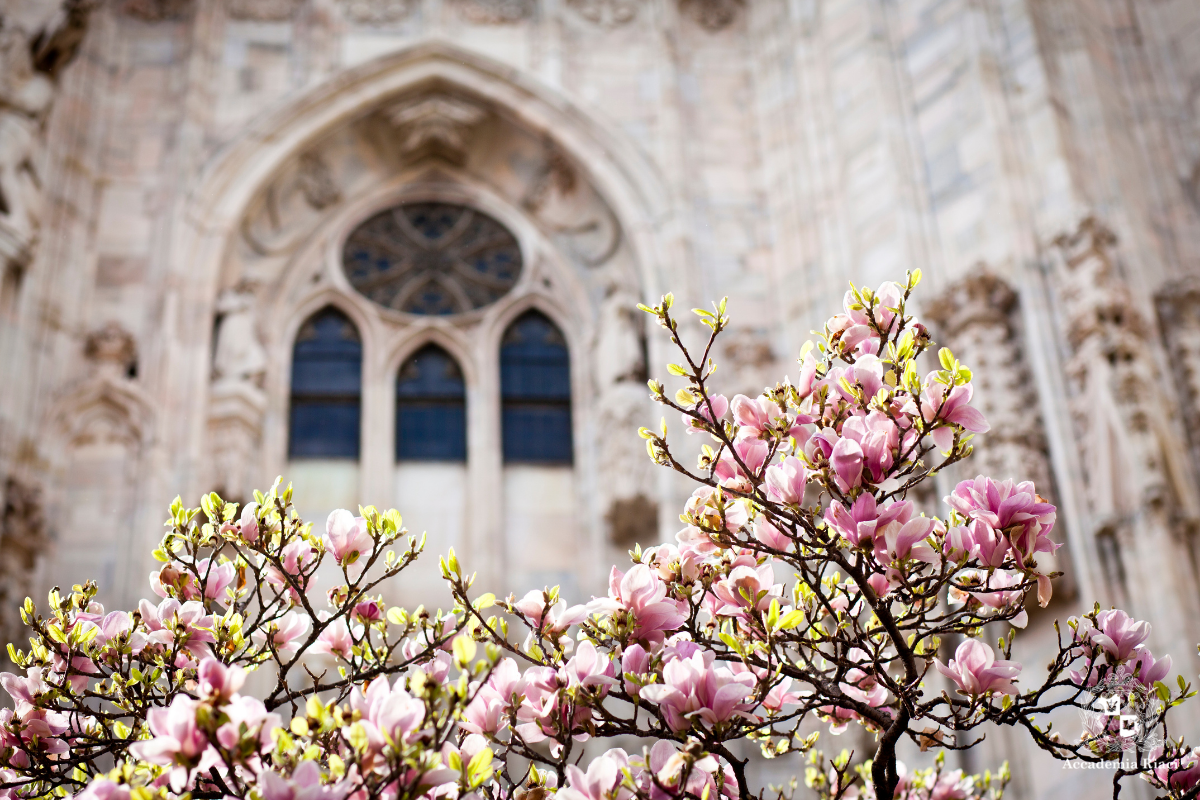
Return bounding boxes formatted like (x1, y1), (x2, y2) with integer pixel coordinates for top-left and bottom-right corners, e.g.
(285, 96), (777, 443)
(0, 273), (1195, 800)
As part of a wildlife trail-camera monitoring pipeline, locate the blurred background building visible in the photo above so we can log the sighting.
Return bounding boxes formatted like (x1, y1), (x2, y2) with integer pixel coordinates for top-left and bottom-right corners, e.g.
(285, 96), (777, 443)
(2, 0), (1200, 796)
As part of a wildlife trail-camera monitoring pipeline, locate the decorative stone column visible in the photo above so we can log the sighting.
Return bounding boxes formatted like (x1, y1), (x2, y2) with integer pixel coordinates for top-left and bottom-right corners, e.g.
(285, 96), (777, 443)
(206, 286), (269, 502)
(1049, 216), (1200, 666)
(925, 268), (1052, 491)
(0, 477), (46, 649)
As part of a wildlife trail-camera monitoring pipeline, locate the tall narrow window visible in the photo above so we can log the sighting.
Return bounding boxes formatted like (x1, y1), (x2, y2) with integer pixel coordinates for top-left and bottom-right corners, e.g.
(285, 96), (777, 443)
(289, 307), (362, 459)
(501, 311), (572, 464)
(396, 345), (467, 461)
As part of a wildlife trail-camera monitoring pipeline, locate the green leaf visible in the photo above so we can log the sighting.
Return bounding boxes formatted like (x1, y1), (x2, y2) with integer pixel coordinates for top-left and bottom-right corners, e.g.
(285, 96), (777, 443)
(667, 363), (688, 376)
(938, 347), (956, 372)
(778, 610), (806, 630)
(453, 635), (477, 665)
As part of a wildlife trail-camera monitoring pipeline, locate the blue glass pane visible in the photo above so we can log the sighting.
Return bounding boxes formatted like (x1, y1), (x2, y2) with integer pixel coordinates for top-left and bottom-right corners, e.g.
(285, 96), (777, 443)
(397, 404), (467, 461)
(501, 313), (571, 400)
(290, 308), (362, 459)
(289, 401), (360, 458)
(396, 346), (467, 461)
(502, 404), (573, 464)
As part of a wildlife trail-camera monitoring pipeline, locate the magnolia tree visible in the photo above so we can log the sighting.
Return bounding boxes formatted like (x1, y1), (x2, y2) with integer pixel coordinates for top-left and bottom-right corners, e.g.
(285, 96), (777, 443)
(3, 273), (1199, 800)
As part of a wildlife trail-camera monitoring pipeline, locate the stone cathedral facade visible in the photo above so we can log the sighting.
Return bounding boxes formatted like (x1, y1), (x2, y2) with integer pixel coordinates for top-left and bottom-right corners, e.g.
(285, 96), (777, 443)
(3, 0), (1200, 796)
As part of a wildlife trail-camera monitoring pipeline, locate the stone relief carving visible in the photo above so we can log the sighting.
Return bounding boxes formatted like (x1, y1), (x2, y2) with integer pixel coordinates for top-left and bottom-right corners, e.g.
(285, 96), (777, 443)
(85, 321), (138, 379)
(1049, 216), (1200, 648)
(212, 286), (268, 388)
(594, 287), (646, 389)
(207, 288), (268, 501)
(383, 95), (488, 164)
(44, 321), (152, 453)
(924, 268), (1051, 491)
(566, 0), (637, 27)
(0, 31), (55, 266)
(0, 1), (95, 268)
(336, 0), (416, 24)
(522, 143), (621, 267)
(593, 286), (655, 548)
(678, 0), (744, 31)
(719, 327), (776, 399)
(0, 477), (46, 647)
(242, 150), (343, 256)
(226, 0), (301, 21)
(1156, 279), (1200, 477)
(122, 0), (192, 21)
(456, 0), (534, 24)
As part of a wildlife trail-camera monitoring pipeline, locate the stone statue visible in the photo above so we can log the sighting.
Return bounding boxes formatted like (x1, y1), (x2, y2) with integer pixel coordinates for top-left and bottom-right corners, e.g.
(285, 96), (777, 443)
(212, 287), (267, 388)
(0, 25), (55, 258)
(0, 1), (96, 262)
(594, 286), (645, 389)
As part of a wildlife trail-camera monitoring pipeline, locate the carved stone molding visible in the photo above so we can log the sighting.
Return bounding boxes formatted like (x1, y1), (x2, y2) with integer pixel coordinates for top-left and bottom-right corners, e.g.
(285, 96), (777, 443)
(924, 268), (1050, 491)
(678, 0), (744, 31)
(0, 477), (47, 646)
(567, 0), (637, 27)
(1050, 216), (1200, 656)
(1156, 279), (1200, 477)
(336, 0), (416, 24)
(382, 94), (488, 163)
(122, 0), (193, 21)
(457, 0), (534, 25)
(226, 0), (301, 21)
(241, 149), (345, 257)
(206, 381), (268, 501)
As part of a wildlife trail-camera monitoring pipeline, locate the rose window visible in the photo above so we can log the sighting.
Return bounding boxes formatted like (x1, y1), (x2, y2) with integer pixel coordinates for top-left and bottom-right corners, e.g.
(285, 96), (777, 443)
(341, 202), (522, 315)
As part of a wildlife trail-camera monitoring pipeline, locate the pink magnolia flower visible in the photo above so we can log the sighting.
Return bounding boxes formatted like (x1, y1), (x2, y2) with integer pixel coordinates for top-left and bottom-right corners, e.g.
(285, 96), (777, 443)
(324, 510), (374, 578)
(137, 598), (215, 661)
(560, 749), (631, 800)
(761, 677), (803, 712)
(753, 518), (791, 551)
(713, 439), (768, 489)
(73, 779), (131, 800)
(764, 456), (806, 505)
(349, 676), (427, 761)
(683, 394), (729, 434)
(711, 562), (780, 616)
(1128, 647), (1172, 688)
(196, 657), (245, 702)
(310, 618), (354, 659)
(215, 694), (281, 753)
(591, 564), (687, 647)
(251, 611), (311, 656)
(934, 639), (1021, 696)
(873, 515), (940, 567)
(907, 377), (990, 450)
(514, 590), (590, 636)
(840, 411), (898, 483)
(945, 476), (1059, 561)
(1152, 748), (1200, 793)
(683, 487), (749, 534)
(824, 496), (911, 550)
(129, 695), (216, 791)
(265, 539), (317, 600)
(562, 641), (617, 694)
(1079, 609), (1152, 663)
(829, 437), (864, 492)
(621, 644), (650, 698)
(638, 650), (757, 732)
(731, 395), (784, 439)
(261, 761), (349, 800)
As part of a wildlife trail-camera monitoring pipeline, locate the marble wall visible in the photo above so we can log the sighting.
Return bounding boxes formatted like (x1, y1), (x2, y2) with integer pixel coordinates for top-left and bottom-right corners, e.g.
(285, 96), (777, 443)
(3, 1), (1200, 796)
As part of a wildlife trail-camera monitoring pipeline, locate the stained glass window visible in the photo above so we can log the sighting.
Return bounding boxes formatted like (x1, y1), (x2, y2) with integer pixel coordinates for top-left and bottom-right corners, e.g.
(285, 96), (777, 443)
(289, 307), (362, 459)
(501, 311), (573, 464)
(342, 202), (522, 315)
(396, 345), (467, 461)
